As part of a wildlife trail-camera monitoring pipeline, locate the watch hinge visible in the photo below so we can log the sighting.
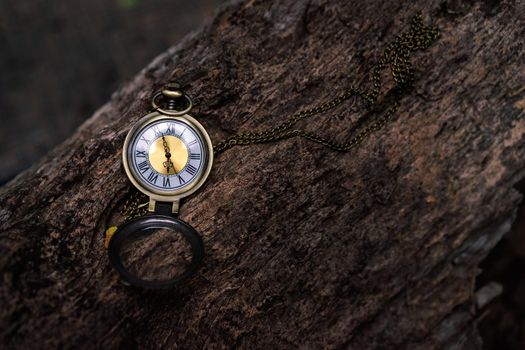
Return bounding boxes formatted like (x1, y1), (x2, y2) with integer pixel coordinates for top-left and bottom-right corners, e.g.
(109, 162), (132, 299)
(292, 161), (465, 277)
(148, 199), (156, 212)
(148, 198), (179, 214)
(171, 200), (180, 214)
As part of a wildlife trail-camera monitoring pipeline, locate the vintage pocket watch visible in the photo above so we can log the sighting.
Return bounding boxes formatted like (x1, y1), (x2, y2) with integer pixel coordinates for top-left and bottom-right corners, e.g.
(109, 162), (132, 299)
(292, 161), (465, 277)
(107, 14), (439, 290)
(108, 85), (213, 289)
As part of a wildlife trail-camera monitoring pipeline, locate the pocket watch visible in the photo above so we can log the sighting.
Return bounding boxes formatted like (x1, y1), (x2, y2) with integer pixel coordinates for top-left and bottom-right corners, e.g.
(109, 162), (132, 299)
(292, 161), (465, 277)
(106, 14), (440, 290)
(108, 85), (213, 289)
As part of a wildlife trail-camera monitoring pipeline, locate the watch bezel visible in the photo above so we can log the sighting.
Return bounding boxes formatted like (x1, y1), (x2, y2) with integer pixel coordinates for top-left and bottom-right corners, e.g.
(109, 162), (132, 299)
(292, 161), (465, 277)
(122, 111), (214, 202)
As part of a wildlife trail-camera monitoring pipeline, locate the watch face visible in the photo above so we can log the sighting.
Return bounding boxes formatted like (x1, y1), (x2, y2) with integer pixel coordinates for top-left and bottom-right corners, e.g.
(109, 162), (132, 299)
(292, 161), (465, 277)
(125, 117), (209, 196)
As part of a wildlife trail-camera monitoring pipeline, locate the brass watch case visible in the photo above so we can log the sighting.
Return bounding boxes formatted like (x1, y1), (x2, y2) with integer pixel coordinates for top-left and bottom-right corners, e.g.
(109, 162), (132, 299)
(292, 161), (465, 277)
(122, 111), (213, 204)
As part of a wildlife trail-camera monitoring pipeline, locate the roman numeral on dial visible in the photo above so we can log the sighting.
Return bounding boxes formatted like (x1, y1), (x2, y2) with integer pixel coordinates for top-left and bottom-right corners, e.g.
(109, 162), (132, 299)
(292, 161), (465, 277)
(186, 164), (197, 176)
(138, 161), (149, 174)
(163, 177), (171, 187)
(189, 153), (201, 160)
(187, 140), (197, 147)
(147, 172), (158, 184)
(166, 124), (175, 135)
(152, 125), (162, 138)
(178, 175), (185, 185)
(135, 150), (147, 158)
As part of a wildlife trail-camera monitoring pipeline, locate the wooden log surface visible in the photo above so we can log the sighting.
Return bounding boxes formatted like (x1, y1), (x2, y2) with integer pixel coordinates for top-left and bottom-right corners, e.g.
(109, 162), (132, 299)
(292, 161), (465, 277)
(1, 0), (524, 349)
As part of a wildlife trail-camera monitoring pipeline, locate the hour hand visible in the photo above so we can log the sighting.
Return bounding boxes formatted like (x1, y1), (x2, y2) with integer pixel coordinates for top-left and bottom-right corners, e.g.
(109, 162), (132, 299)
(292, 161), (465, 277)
(161, 136), (174, 174)
(163, 158), (174, 174)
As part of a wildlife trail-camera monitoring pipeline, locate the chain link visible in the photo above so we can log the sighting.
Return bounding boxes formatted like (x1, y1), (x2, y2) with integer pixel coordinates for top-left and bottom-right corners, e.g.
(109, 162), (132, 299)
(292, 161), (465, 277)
(120, 13), (439, 221)
(213, 13), (439, 154)
(120, 190), (149, 220)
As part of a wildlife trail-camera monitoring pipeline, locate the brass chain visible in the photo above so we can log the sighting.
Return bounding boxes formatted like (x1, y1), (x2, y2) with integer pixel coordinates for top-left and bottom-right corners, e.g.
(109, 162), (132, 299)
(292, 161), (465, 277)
(214, 13), (439, 153)
(120, 191), (149, 220)
(119, 13), (439, 221)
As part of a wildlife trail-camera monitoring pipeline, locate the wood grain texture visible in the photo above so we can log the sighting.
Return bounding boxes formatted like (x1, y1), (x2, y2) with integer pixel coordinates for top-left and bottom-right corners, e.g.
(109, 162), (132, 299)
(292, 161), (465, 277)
(1, 0), (524, 349)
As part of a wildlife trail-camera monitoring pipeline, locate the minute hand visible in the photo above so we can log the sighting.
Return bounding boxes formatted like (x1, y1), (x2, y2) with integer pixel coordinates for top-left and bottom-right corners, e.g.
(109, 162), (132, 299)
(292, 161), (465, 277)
(161, 136), (174, 173)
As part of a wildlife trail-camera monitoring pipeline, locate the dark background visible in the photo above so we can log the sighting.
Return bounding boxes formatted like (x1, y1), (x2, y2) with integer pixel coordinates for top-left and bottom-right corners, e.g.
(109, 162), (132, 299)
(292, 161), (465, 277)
(0, 0), (222, 185)
(0, 1), (523, 349)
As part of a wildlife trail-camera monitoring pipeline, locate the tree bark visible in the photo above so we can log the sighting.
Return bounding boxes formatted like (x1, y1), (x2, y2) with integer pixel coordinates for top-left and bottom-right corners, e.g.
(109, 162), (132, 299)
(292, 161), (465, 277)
(1, 0), (524, 349)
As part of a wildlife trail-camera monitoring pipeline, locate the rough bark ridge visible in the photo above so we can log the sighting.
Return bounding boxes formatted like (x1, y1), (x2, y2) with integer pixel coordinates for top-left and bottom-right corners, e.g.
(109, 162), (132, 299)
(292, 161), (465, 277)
(1, 0), (524, 349)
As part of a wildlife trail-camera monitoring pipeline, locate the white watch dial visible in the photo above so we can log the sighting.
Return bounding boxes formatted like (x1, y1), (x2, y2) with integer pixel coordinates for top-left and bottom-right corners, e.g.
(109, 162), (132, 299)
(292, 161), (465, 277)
(128, 119), (206, 193)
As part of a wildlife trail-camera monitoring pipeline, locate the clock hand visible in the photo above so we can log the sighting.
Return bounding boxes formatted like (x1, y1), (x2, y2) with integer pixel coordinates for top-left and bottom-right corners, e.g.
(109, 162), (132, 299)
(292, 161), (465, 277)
(162, 136), (170, 155)
(163, 158), (174, 174)
(161, 136), (174, 174)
